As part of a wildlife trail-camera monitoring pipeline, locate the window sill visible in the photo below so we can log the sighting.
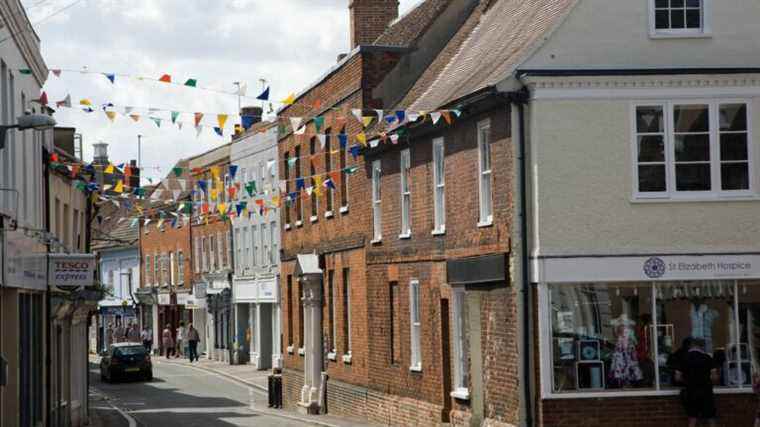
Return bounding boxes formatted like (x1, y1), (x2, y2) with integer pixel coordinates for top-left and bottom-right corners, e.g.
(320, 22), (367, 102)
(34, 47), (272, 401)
(295, 220), (303, 228)
(542, 387), (753, 400)
(409, 365), (422, 373)
(284, 224), (291, 231)
(630, 193), (760, 204)
(325, 211), (334, 219)
(298, 347), (305, 356)
(340, 205), (349, 214)
(287, 345), (294, 355)
(342, 353), (352, 364)
(450, 389), (470, 400)
(477, 220), (493, 228)
(310, 215), (318, 224)
(398, 232), (411, 240)
(327, 352), (337, 361)
(431, 229), (445, 236)
(649, 31), (712, 40)
(371, 238), (382, 245)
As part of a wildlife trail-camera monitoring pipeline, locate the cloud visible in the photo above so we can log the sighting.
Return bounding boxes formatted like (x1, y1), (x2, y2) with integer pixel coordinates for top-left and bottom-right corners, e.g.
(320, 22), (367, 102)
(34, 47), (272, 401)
(28, 0), (417, 183)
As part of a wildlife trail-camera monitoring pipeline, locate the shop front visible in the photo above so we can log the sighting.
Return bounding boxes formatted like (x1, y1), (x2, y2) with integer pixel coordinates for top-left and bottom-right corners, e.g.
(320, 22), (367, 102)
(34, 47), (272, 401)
(535, 253), (760, 425)
(207, 287), (232, 362)
(156, 291), (191, 356)
(233, 275), (281, 370)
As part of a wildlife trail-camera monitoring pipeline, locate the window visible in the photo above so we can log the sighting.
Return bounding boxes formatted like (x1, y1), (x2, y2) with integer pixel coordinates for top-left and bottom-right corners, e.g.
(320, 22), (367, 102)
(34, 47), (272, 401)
(310, 138), (318, 219)
(210, 235), (218, 271)
(324, 130), (334, 213)
(243, 226), (251, 271)
(194, 237), (201, 273)
(409, 280), (422, 371)
(400, 149), (411, 237)
(477, 120), (493, 225)
(295, 145), (303, 224)
(328, 270), (336, 354)
(252, 225), (259, 267)
(390, 282), (401, 365)
(650, 0), (709, 36)
(235, 228), (242, 274)
(287, 275), (294, 347)
(452, 287), (469, 398)
(546, 281), (760, 396)
(178, 251), (185, 285)
(270, 221), (277, 265)
(284, 152), (291, 225)
(217, 232), (225, 270)
(340, 128), (349, 209)
(153, 254), (160, 283)
(161, 253), (169, 285)
(432, 138), (446, 232)
(372, 159), (382, 241)
(261, 222), (268, 265)
(145, 255), (152, 285)
(633, 101), (751, 198)
(343, 268), (352, 355)
(107, 269), (114, 294)
(202, 237), (209, 272)
(170, 252), (177, 285)
(227, 230), (233, 269)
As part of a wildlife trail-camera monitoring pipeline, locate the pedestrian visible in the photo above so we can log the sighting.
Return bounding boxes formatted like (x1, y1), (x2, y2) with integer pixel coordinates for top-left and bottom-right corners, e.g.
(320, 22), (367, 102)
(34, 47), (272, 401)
(114, 322), (125, 344)
(105, 322), (114, 351)
(127, 323), (140, 343)
(176, 321), (186, 359)
(676, 338), (718, 427)
(141, 326), (153, 353)
(162, 323), (175, 358)
(187, 323), (200, 363)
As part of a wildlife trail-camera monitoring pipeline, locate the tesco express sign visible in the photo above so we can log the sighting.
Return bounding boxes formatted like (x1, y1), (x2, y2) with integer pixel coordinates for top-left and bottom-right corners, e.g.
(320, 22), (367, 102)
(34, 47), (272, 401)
(48, 254), (96, 291)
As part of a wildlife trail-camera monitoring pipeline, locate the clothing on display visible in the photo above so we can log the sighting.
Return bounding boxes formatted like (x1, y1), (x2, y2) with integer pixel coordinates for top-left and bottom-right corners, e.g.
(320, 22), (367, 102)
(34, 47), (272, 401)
(609, 314), (644, 386)
(691, 303), (719, 354)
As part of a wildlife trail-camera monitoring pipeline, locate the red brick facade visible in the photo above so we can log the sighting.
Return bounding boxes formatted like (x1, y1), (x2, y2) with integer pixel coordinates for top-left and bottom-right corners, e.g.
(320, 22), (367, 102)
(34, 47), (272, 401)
(349, 0), (400, 48)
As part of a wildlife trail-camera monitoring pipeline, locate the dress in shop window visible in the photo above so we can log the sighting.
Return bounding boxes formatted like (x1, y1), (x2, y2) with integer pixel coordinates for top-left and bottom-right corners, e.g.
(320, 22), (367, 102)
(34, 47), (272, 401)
(609, 314), (644, 387)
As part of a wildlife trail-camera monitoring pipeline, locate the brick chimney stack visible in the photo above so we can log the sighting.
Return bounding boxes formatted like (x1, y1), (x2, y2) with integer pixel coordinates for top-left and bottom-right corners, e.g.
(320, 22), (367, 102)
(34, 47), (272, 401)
(349, 0), (399, 48)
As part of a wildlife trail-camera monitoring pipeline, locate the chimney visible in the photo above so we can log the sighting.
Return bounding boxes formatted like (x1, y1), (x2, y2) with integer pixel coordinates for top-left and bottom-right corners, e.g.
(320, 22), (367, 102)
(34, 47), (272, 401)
(92, 142), (109, 165)
(349, 0), (399, 48)
(128, 159), (140, 189)
(240, 106), (263, 130)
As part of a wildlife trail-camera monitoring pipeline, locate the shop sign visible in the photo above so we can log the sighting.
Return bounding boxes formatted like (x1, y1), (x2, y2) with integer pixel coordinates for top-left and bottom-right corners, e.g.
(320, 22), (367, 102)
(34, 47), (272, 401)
(157, 293), (171, 306)
(48, 253), (96, 292)
(536, 253), (760, 283)
(5, 230), (46, 291)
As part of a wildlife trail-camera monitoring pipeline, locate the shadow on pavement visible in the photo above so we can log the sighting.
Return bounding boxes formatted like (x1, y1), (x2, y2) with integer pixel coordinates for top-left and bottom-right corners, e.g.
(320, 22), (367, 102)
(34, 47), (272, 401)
(89, 362), (265, 426)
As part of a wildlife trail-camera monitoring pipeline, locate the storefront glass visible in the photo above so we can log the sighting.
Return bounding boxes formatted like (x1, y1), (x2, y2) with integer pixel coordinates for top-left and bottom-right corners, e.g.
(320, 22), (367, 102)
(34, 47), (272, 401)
(548, 280), (758, 394)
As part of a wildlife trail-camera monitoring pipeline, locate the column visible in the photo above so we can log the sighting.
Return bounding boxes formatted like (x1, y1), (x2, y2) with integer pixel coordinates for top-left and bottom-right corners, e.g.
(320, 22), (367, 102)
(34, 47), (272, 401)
(249, 303), (256, 366)
(298, 276), (323, 413)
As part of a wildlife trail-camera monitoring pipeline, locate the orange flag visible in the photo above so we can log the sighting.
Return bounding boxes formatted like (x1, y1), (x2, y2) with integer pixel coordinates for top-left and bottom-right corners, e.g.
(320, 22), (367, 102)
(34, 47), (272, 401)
(159, 74), (171, 83)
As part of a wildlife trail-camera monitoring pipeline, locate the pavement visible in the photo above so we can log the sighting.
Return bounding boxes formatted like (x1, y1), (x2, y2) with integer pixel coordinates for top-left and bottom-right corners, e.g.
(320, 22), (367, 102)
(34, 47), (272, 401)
(88, 355), (374, 427)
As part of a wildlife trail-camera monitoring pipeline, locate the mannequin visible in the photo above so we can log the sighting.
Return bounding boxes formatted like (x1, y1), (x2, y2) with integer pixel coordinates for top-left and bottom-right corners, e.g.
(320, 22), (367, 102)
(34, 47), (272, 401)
(609, 312), (643, 386)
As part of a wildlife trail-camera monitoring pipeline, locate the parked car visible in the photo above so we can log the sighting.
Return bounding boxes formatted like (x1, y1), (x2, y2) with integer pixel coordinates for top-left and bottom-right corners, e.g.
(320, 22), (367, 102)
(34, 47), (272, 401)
(100, 343), (152, 383)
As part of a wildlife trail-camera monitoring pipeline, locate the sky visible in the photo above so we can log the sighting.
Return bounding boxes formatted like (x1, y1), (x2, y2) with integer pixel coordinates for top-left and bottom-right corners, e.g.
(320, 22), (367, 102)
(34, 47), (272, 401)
(24, 0), (418, 183)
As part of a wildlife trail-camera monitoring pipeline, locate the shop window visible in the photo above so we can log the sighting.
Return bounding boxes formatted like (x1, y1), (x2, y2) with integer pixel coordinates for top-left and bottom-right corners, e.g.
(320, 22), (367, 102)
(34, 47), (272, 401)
(547, 281), (759, 396)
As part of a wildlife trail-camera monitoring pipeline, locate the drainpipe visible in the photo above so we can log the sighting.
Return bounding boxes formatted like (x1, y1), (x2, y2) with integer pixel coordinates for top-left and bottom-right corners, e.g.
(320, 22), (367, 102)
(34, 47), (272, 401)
(42, 145), (52, 426)
(500, 88), (532, 427)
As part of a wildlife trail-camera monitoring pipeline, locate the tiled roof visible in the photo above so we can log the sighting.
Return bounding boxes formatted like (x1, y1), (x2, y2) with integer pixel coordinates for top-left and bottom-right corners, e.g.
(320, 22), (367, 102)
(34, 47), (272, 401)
(92, 205), (139, 251)
(373, 0), (453, 47)
(407, 0), (577, 111)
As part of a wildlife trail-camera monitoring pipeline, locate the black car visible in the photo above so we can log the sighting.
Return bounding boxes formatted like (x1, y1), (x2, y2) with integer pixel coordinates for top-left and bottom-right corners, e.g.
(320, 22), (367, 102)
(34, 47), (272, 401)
(100, 343), (153, 383)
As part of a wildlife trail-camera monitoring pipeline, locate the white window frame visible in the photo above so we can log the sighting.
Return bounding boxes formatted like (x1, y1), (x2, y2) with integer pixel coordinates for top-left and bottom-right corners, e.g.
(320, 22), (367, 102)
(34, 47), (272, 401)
(260, 222), (267, 266)
(216, 232), (224, 270)
(343, 268), (352, 361)
(235, 228), (242, 275)
(145, 255), (151, 285)
(399, 149), (411, 239)
(648, 0), (712, 38)
(371, 159), (382, 242)
(451, 287), (469, 399)
(477, 119), (493, 226)
(201, 237), (208, 272)
(409, 279), (422, 371)
(243, 226), (251, 273)
(193, 237), (201, 273)
(252, 225), (259, 267)
(432, 137), (446, 234)
(269, 221), (277, 266)
(177, 250), (185, 285)
(631, 99), (754, 201)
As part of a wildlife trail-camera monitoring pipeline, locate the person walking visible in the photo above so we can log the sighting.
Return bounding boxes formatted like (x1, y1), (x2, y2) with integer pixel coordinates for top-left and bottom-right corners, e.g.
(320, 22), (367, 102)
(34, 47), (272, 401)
(127, 322), (140, 343)
(162, 324), (175, 358)
(176, 321), (186, 359)
(114, 322), (125, 344)
(187, 323), (200, 363)
(141, 326), (153, 353)
(105, 322), (114, 351)
(676, 338), (718, 427)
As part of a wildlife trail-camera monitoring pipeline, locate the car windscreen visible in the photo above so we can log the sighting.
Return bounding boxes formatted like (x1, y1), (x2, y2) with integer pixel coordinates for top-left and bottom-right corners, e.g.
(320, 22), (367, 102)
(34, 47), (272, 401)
(113, 346), (146, 357)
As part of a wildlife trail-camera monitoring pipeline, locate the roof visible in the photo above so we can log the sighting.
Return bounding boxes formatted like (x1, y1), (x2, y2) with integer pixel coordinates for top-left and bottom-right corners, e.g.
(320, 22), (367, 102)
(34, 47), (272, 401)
(374, 0), (453, 47)
(92, 204), (139, 251)
(407, 0), (578, 111)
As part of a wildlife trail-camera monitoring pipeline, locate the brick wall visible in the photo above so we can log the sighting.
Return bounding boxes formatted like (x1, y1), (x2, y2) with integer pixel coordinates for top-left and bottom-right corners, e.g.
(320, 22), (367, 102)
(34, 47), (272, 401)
(139, 219), (192, 289)
(190, 218), (232, 281)
(349, 0), (400, 48)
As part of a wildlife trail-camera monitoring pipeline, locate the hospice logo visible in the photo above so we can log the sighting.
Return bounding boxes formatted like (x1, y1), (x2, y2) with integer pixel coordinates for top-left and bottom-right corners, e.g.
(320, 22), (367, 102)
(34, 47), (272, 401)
(643, 257), (666, 279)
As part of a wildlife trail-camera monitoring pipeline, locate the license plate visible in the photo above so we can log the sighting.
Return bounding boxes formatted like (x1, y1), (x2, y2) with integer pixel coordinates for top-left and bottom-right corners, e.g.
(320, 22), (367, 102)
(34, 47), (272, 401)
(125, 368), (140, 372)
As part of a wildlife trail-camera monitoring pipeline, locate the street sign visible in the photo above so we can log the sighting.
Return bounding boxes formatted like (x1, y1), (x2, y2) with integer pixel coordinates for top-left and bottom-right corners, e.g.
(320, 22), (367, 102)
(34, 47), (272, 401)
(48, 253), (96, 292)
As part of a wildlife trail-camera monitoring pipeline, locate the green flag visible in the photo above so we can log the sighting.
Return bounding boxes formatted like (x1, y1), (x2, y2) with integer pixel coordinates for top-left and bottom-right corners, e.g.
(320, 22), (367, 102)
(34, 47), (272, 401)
(18, 69), (32, 75)
(184, 79), (197, 87)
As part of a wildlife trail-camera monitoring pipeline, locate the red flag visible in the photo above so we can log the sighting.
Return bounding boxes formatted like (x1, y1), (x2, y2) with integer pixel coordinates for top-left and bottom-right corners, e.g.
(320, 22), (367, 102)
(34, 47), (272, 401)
(50, 152), (59, 162)
(159, 74), (171, 83)
(38, 91), (48, 106)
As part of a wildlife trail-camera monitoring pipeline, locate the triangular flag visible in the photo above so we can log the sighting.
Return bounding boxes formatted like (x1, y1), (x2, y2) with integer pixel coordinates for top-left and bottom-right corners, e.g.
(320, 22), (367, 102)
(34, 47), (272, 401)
(395, 111), (406, 123)
(56, 94), (71, 108)
(312, 99), (322, 110)
(194, 112), (204, 126)
(441, 111), (452, 125)
(281, 93), (296, 105)
(325, 178), (336, 190)
(338, 133), (348, 149)
(313, 116), (325, 133)
(195, 125), (203, 137)
(51, 69), (61, 77)
(452, 109), (462, 117)
(245, 181), (256, 197)
(159, 74), (171, 83)
(178, 122), (184, 130)
(408, 112), (421, 122)
(171, 111), (180, 124)
(37, 91), (48, 106)
(173, 166), (183, 177)
(362, 116), (374, 127)
(356, 132), (367, 146)
(211, 166), (221, 180)
(256, 87), (270, 101)
(79, 98), (92, 106)
(317, 134), (326, 149)
(369, 138), (380, 148)
(350, 145), (361, 159)
(104, 73), (115, 84)
(289, 117), (302, 132)
(390, 134), (399, 144)
(430, 112), (442, 125)
(375, 109), (384, 121)
(124, 106), (134, 115)
(217, 114), (229, 129)
(18, 68), (32, 75)
(105, 111), (116, 122)
(150, 117), (161, 128)
(129, 114), (140, 122)
(214, 127), (223, 137)
(105, 164), (115, 174)
(184, 78), (197, 87)
(229, 165), (238, 180)
(114, 180), (124, 193)
(178, 179), (187, 191)
(144, 218), (152, 227)
(129, 218), (138, 228)
(218, 203), (228, 215)
(352, 109), (363, 123)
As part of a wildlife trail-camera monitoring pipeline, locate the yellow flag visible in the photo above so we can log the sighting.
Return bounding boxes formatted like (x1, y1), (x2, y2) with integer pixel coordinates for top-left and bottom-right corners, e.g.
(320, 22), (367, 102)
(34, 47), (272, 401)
(210, 188), (218, 201)
(114, 180), (124, 193)
(105, 164), (115, 174)
(356, 132), (367, 146)
(217, 114), (228, 129)
(218, 203), (227, 215)
(210, 166), (220, 180)
(281, 93), (296, 105)
(105, 111), (116, 122)
(314, 176), (323, 196)
(79, 98), (92, 106)
(362, 116), (374, 127)
(272, 195), (281, 208)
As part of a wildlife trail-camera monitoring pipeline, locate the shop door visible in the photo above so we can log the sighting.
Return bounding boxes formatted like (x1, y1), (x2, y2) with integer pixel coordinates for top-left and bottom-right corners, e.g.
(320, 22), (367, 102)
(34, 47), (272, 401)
(440, 298), (452, 422)
(259, 304), (273, 369)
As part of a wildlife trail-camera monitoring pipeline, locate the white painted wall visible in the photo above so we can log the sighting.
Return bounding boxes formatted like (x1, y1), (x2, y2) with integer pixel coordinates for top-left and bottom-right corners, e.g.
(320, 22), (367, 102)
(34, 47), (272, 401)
(523, 0), (760, 69)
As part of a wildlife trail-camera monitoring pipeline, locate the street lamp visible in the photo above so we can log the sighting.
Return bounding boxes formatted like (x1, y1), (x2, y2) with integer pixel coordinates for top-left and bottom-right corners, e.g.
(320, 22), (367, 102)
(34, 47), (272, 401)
(0, 113), (57, 149)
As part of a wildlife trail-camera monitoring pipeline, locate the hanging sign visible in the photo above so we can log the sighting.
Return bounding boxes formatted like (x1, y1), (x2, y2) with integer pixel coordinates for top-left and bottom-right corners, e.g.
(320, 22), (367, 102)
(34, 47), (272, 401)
(48, 254), (96, 292)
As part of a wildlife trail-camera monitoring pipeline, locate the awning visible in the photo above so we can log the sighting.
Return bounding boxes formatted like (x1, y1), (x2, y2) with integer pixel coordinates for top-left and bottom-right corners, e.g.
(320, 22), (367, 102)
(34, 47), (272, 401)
(447, 253), (508, 287)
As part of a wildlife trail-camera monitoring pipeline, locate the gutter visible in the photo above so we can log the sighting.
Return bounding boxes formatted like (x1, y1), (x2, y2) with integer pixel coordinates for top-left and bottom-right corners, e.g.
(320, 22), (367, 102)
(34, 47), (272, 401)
(517, 67), (760, 78)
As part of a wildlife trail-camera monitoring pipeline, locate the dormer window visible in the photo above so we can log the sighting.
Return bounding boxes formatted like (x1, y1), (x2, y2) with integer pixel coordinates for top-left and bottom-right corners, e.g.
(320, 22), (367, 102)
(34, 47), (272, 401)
(650, 0), (710, 37)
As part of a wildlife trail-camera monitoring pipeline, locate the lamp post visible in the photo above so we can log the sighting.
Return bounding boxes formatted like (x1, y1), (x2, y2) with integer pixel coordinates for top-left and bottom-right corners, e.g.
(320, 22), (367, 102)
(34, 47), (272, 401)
(0, 113), (56, 150)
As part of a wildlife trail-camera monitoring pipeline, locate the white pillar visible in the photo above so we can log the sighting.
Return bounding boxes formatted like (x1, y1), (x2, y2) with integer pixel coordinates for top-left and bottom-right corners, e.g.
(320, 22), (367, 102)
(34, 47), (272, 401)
(152, 305), (159, 355)
(249, 303), (256, 366)
(298, 275), (323, 414)
(272, 302), (282, 369)
(207, 311), (215, 360)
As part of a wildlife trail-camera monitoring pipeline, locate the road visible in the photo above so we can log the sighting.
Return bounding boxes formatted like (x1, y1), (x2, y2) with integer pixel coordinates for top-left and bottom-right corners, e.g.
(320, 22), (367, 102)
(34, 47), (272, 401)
(89, 361), (311, 427)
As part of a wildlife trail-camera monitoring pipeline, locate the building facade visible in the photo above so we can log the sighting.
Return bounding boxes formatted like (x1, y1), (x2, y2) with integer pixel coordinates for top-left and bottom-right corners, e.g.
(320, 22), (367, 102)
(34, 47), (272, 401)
(230, 121), (282, 370)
